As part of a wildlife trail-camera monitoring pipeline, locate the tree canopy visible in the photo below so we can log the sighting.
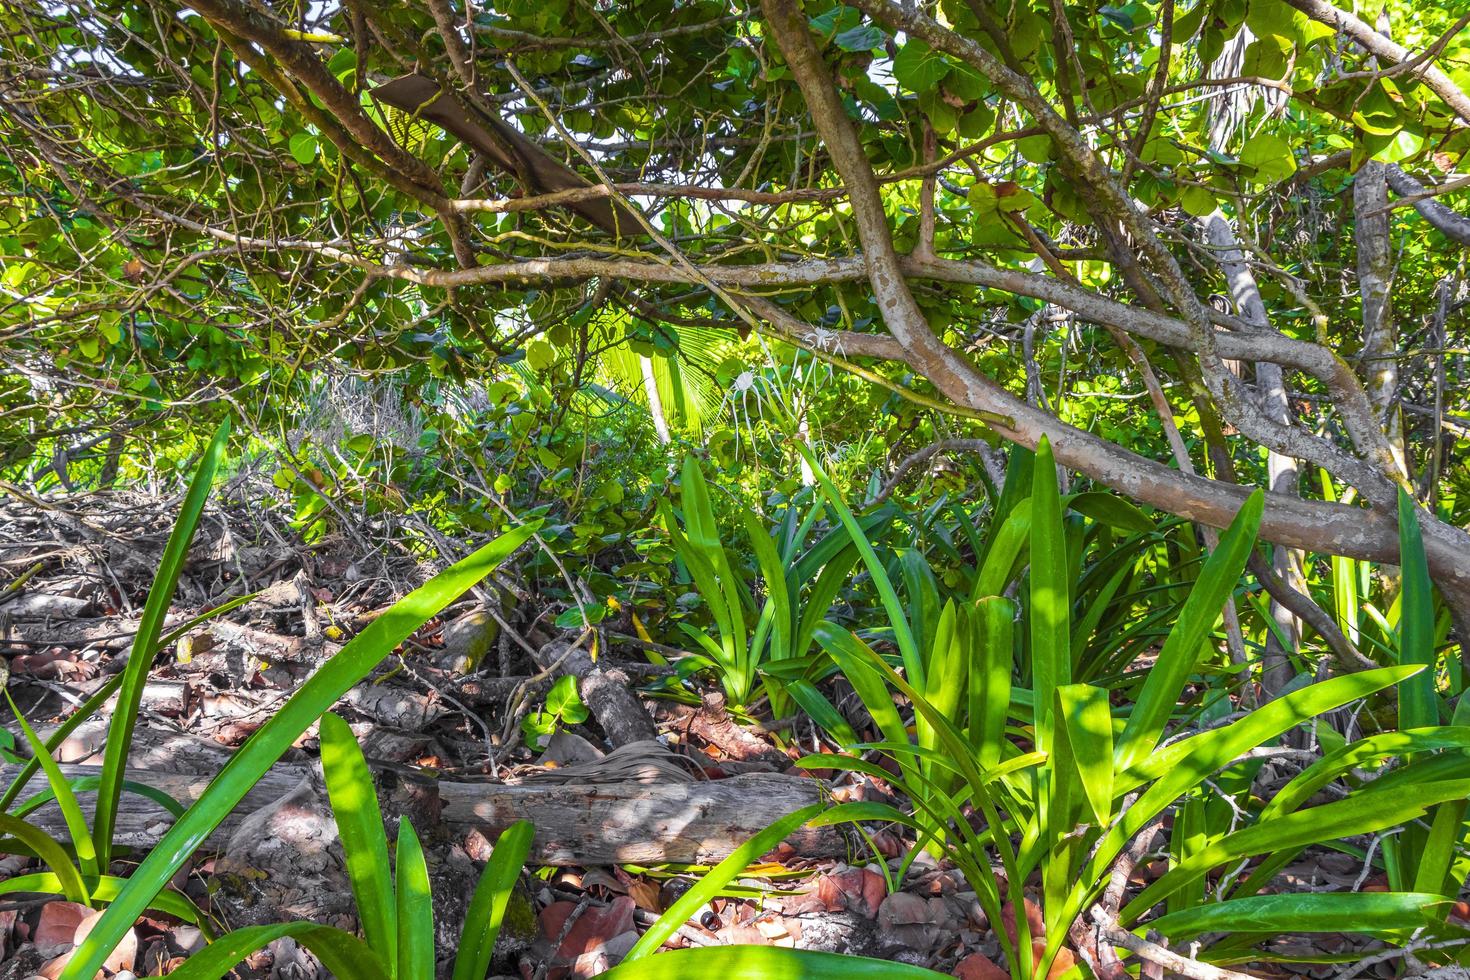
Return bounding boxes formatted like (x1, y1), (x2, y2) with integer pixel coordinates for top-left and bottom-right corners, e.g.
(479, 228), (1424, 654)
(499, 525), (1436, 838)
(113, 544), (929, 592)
(2, 0), (1469, 611)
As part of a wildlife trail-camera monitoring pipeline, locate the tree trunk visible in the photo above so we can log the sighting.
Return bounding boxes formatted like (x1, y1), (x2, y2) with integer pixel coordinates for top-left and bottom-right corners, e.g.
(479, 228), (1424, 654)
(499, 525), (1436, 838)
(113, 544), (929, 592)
(1201, 213), (1304, 696)
(1354, 161), (1408, 479)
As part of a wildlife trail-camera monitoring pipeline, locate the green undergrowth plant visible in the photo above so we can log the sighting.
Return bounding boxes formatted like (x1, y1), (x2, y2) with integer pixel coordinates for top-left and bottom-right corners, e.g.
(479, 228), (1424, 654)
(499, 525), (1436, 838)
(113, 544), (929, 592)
(796, 437), (1470, 977)
(163, 713), (535, 980)
(58, 520), (539, 980)
(660, 453), (880, 713)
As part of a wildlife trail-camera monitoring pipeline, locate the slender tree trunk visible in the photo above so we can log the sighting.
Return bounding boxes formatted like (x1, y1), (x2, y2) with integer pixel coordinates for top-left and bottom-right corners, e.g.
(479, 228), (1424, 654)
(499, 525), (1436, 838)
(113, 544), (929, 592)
(1201, 213), (1304, 696)
(1354, 161), (1408, 479)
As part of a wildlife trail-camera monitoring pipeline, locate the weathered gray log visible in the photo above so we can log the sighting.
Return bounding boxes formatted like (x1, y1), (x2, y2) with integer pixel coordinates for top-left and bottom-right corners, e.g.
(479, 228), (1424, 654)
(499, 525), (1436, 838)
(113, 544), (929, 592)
(1, 763), (839, 866)
(438, 772), (835, 864)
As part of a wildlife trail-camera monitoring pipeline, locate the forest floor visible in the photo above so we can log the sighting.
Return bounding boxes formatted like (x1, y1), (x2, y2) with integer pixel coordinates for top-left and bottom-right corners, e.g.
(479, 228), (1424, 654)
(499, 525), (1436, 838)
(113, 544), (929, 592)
(0, 487), (1407, 979)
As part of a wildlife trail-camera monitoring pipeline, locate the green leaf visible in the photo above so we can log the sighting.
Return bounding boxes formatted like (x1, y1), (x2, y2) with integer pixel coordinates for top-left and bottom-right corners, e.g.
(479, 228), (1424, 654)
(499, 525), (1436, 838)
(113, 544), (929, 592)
(893, 39), (949, 91)
(815, 625), (912, 755)
(833, 24), (884, 51)
(1179, 184), (1217, 216)
(1239, 133), (1297, 183)
(1151, 891), (1448, 940)
(4, 591), (252, 813)
(1116, 489), (1262, 769)
(1397, 489), (1437, 729)
(0, 872), (209, 930)
(164, 923), (388, 980)
(1095, 666), (1418, 886)
(796, 444), (924, 688)
(527, 339), (555, 371)
(602, 946), (946, 978)
(452, 820), (534, 980)
(95, 418), (229, 869)
(1029, 435), (1069, 752)
(1241, 33), (1291, 79)
(288, 132), (318, 165)
(783, 679), (859, 746)
(13, 776), (184, 821)
(1056, 684), (1114, 827)
(7, 694), (98, 879)
(59, 524), (538, 980)
(1261, 727), (1470, 821)
(916, 600), (967, 786)
(968, 596), (1014, 769)
(0, 813), (88, 904)
(1122, 780), (1470, 921)
(546, 674), (589, 724)
(396, 819), (433, 980)
(320, 713), (396, 971)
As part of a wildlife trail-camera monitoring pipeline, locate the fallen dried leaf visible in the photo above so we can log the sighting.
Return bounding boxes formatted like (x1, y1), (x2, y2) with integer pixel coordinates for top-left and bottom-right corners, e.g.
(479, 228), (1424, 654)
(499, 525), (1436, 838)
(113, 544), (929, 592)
(954, 952), (1009, 980)
(1000, 898), (1045, 948)
(33, 902), (89, 951)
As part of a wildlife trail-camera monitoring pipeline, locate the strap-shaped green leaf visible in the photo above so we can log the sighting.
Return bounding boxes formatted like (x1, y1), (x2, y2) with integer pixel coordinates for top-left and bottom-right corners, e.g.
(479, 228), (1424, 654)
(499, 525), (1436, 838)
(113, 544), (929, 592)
(164, 922), (389, 980)
(1056, 683), (1113, 828)
(452, 820), (535, 980)
(320, 712), (396, 972)
(603, 946), (947, 978)
(1029, 435), (1068, 754)
(395, 818), (433, 980)
(624, 802), (825, 961)
(96, 417), (230, 868)
(0, 814), (88, 903)
(7, 693), (97, 878)
(1115, 488), (1263, 770)
(0, 872), (211, 931)
(796, 442), (924, 688)
(1122, 778), (1470, 923)
(1148, 891), (1449, 941)
(1397, 487), (1437, 729)
(969, 596), (1014, 769)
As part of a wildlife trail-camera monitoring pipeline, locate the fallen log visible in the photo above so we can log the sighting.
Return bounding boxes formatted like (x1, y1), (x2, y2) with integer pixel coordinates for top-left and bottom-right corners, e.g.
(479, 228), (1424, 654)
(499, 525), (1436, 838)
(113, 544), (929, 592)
(0, 762), (841, 866)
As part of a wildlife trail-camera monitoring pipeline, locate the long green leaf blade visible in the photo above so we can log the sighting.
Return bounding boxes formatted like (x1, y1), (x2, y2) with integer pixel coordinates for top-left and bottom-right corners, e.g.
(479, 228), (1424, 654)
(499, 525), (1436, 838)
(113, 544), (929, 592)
(1115, 489), (1263, 770)
(0, 672), (123, 812)
(969, 597), (1014, 769)
(320, 712), (396, 971)
(1148, 891), (1449, 941)
(1397, 488), (1437, 730)
(624, 802), (825, 961)
(95, 417), (230, 868)
(795, 443), (924, 688)
(163, 923), (389, 980)
(1057, 683), (1113, 827)
(395, 819), (433, 980)
(1122, 779), (1470, 922)
(452, 820), (535, 980)
(603, 946), (946, 978)
(0, 813), (88, 904)
(1029, 435), (1068, 753)
(7, 693), (97, 878)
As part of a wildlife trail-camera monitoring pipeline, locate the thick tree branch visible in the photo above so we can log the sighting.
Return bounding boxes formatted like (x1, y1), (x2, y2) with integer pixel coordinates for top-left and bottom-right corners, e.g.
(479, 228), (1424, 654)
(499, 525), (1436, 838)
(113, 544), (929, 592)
(1384, 164), (1470, 244)
(1280, 0), (1470, 125)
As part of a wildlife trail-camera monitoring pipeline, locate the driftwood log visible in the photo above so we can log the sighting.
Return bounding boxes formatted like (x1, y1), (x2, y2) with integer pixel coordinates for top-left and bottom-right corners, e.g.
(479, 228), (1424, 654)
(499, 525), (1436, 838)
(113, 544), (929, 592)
(2, 762), (841, 866)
